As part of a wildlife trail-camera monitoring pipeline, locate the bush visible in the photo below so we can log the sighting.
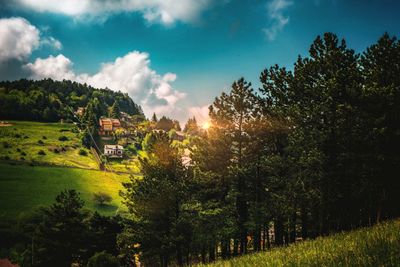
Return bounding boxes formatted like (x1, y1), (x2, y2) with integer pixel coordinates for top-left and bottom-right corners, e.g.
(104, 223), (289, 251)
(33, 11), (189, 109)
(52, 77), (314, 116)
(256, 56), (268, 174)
(21, 151), (27, 156)
(24, 135), (29, 139)
(38, 150), (46, 155)
(42, 136), (47, 139)
(93, 192), (112, 205)
(38, 139), (44, 145)
(2, 141), (10, 148)
(16, 148), (21, 152)
(79, 148), (88, 156)
(58, 135), (69, 141)
(14, 133), (21, 138)
(87, 251), (119, 267)
(59, 129), (70, 132)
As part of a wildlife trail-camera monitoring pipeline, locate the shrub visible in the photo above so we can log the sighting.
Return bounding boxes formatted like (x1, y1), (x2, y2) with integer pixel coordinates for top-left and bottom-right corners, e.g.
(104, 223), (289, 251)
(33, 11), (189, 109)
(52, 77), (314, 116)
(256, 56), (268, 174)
(38, 139), (44, 145)
(24, 135), (29, 139)
(59, 129), (70, 132)
(16, 148), (21, 152)
(14, 133), (21, 138)
(93, 192), (112, 205)
(4, 155), (10, 160)
(2, 141), (10, 148)
(79, 148), (88, 156)
(20, 157), (25, 160)
(42, 136), (47, 139)
(38, 150), (46, 155)
(21, 152), (27, 156)
(87, 251), (119, 267)
(58, 135), (69, 141)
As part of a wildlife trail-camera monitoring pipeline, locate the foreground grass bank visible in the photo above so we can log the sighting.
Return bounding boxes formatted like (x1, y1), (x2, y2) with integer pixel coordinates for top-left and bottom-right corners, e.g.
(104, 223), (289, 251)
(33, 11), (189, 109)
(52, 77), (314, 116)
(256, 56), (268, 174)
(203, 220), (400, 267)
(0, 163), (129, 220)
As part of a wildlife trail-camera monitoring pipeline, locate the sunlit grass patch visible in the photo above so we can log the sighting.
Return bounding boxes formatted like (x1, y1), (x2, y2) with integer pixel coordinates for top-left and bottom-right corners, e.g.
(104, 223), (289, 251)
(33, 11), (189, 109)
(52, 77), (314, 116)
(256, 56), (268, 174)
(202, 220), (400, 267)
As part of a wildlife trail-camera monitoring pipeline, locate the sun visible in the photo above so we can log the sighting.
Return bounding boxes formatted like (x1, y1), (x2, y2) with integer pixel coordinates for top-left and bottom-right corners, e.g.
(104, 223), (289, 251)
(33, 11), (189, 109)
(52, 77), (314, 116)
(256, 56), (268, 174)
(202, 121), (211, 130)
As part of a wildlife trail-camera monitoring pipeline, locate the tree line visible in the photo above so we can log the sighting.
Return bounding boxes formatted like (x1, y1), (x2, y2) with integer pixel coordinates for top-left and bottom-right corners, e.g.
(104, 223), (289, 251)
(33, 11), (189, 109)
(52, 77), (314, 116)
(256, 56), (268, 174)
(0, 79), (143, 122)
(121, 32), (400, 266)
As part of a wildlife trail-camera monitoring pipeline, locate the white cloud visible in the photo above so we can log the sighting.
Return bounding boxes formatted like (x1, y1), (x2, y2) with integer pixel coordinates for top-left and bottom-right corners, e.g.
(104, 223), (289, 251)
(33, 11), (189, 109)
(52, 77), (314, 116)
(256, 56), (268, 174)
(0, 17), (40, 62)
(263, 0), (293, 41)
(24, 51), (186, 119)
(0, 16), (62, 64)
(24, 54), (75, 81)
(41, 36), (63, 50)
(16, 0), (213, 25)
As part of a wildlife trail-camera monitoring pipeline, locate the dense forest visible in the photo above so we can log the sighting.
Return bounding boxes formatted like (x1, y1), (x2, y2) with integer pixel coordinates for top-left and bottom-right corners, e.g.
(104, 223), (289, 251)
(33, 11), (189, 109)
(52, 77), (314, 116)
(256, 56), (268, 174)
(0, 79), (143, 121)
(120, 32), (400, 266)
(1, 32), (400, 267)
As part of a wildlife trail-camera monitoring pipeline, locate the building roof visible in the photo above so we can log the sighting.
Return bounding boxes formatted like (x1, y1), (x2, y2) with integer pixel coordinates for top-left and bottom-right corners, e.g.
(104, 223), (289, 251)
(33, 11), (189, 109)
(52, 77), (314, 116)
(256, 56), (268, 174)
(100, 118), (112, 125)
(104, 145), (123, 150)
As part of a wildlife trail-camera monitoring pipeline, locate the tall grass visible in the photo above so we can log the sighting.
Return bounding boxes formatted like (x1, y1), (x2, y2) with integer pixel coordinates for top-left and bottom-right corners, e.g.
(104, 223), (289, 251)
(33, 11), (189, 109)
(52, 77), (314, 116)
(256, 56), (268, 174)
(203, 220), (400, 267)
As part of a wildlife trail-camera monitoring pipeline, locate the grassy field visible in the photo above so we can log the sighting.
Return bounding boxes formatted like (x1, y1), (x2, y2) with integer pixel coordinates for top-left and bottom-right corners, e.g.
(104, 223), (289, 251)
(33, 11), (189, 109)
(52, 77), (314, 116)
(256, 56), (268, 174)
(202, 220), (400, 267)
(0, 162), (130, 220)
(0, 121), (98, 169)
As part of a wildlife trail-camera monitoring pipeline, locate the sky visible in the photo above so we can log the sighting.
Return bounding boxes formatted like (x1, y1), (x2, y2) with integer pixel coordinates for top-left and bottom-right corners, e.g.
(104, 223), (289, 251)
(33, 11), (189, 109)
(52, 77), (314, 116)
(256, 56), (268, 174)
(0, 0), (399, 125)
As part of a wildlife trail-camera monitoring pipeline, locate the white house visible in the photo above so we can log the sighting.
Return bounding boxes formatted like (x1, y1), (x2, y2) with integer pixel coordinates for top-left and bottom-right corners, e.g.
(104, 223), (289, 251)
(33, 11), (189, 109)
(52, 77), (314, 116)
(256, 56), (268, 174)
(104, 145), (124, 158)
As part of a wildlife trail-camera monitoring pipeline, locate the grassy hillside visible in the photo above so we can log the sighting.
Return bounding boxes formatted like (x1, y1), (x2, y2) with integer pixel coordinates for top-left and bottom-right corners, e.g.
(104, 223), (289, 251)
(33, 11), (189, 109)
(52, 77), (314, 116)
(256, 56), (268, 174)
(0, 163), (130, 220)
(203, 220), (400, 267)
(0, 121), (98, 169)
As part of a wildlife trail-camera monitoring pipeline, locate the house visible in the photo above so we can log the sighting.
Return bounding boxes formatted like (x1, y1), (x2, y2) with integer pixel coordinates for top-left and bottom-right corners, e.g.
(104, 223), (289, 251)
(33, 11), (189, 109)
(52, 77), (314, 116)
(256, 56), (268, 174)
(99, 118), (121, 136)
(104, 145), (124, 158)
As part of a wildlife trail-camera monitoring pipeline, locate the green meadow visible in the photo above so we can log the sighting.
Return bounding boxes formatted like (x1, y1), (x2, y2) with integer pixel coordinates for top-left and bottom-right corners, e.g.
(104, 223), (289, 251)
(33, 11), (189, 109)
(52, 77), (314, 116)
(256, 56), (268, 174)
(0, 162), (129, 220)
(0, 121), (98, 169)
(203, 220), (400, 267)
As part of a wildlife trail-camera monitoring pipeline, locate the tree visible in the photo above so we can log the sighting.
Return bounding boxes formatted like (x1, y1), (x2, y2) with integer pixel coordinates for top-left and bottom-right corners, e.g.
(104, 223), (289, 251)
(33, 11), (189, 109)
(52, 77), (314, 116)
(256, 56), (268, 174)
(110, 101), (121, 119)
(183, 117), (200, 135)
(155, 116), (175, 131)
(93, 192), (113, 206)
(32, 190), (88, 267)
(152, 112), (158, 122)
(121, 132), (191, 266)
(360, 33), (400, 223)
(208, 77), (260, 254)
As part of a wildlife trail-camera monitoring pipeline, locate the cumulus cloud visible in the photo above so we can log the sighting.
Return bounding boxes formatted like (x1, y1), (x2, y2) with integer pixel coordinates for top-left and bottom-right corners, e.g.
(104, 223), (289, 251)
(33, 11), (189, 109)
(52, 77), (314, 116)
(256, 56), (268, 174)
(0, 17), (40, 62)
(24, 54), (75, 81)
(24, 51), (186, 119)
(263, 0), (293, 41)
(16, 0), (214, 25)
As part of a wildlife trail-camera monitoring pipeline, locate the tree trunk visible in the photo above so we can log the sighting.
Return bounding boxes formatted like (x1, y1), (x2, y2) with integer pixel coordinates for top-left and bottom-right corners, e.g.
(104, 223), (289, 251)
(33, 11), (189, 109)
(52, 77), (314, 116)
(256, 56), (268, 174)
(301, 206), (308, 239)
(274, 217), (284, 246)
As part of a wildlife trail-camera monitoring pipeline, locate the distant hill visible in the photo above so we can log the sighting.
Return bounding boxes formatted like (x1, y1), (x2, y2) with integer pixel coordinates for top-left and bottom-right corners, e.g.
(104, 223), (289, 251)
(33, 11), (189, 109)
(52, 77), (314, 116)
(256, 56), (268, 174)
(0, 79), (143, 122)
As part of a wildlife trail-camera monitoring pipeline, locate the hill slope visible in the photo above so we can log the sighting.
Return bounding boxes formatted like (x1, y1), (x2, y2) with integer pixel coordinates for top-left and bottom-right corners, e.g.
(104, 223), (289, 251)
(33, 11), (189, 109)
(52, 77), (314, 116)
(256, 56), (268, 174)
(203, 220), (400, 267)
(0, 163), (129, 220)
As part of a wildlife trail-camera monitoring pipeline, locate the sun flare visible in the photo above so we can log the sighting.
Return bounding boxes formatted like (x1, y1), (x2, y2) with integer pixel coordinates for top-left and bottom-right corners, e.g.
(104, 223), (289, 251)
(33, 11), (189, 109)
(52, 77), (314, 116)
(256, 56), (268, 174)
(202, 121), (211, 130)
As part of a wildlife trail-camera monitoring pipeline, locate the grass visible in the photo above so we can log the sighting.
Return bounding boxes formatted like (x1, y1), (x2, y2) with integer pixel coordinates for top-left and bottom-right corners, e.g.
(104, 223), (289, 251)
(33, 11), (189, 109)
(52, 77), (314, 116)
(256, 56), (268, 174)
(202, 220), (400, 267)
(0, 121), (98, 169)
(0, 162), (130, 221)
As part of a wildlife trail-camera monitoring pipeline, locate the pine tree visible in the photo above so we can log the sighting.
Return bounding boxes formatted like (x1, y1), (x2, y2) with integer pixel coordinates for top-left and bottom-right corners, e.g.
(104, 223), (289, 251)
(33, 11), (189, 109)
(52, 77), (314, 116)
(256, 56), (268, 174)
(110, 101), (121, 119)
(152, 112), (158, 122)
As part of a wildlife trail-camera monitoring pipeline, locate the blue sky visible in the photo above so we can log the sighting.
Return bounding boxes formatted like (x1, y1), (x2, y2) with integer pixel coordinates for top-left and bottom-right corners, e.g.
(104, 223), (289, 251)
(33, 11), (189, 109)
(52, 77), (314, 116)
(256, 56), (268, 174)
(0, 0), (399, 124)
